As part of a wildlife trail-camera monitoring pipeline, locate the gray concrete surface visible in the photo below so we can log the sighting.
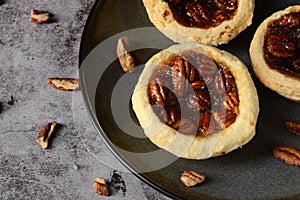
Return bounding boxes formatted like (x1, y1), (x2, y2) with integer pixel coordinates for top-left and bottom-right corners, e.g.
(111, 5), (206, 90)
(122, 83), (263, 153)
(0, 0), (169, 199)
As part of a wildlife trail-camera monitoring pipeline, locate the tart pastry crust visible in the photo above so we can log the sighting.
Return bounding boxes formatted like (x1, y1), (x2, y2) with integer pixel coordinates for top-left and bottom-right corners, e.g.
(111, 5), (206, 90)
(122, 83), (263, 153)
(132, 43), (259, 159)
(142, 0), (254, 46)
(250, 5), (300, 102)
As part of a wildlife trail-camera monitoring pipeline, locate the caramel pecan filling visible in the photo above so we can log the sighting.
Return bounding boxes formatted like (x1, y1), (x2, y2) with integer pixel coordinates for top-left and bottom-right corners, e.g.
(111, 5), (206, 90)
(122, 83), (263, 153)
(264, 12), (300, 78)
(147, 52), (239, 136)
(163, 0), (238, 29)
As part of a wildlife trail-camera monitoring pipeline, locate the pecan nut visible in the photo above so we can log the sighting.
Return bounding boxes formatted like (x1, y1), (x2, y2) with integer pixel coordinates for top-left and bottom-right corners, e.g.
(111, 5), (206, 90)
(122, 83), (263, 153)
(152, 104), (168, 124)
(149, 81), (167, 105)
(198, 55), (217, 78)
(214, 67), (236, 93)
(224, 92), (239, 113)
(180, 170), (205, 187)
(267, 34), (295, 58)
(29, 9), (52, 24)
(186, 1), (210, 26)
(214, 0), (237, 11)
(273, 146), (300, 167)
(93, 177), (109, 196)
(116, 37), (136, 72)
(213, 71), (226, 94)
(47, 78), (79, 91)
(285, 121), (300, 136)
(172, 57), (189, 97)
(36, 121), (57, 149)
(279, 14), (300, 27)
(169, 106), (181, 124)
(191, 80), (206, 90)
(196, 90), (211, 111)
(199, 112), (216, 135)
(223, 68), (236, 92)
(172, 118), (197, 134)
(224, 110), (237, 128)
(213, 109), (236, 129)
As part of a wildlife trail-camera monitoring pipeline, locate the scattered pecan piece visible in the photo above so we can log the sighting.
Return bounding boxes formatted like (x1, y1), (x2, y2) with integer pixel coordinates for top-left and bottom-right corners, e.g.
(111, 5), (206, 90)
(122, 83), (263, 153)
(267, 34), (295, 58)
(93, 177), (109, 196)
(180, 170), (205, 187)
(36, 121), (57, 149)
(273, 146), (300, 167)
(285, 121), (300, 136)
(29, 9), (52, 24)
(47, 78), (79, 91)
(116, 37), (135, 72)
(7, 95), (14, 106)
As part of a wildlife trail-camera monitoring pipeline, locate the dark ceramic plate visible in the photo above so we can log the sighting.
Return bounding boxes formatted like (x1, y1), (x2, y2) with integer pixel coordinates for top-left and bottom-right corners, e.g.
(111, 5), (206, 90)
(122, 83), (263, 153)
(79, 0), (300, 199)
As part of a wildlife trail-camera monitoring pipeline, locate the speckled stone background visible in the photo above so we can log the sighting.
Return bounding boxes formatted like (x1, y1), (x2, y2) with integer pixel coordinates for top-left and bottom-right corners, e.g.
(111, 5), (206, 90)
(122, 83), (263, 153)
(0, 0), (170, 199)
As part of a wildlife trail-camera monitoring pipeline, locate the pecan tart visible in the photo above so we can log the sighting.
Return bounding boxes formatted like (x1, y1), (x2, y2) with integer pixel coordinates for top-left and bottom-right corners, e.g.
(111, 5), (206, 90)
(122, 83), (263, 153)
(142, 0), (254, 45)
(132, 43), (259, 159)
(250, 5), (300, 102)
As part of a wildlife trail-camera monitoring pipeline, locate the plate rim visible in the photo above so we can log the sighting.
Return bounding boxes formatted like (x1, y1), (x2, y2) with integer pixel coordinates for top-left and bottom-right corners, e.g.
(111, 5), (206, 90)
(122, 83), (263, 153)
(78, 0), (186, 199)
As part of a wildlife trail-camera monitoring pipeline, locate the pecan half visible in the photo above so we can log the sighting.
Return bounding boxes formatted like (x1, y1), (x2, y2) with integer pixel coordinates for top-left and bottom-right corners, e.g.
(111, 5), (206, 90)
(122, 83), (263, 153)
(188, 64), (198, 83)
(188, 93), (200, 112)
(199, 112), (212, 135)
(172, 57), (189, 97)
(172, 118), (197, 134)
(47, 78), (79, 91)
(214, 0), (237, 11)
(223, 68), (236, 92)
(169, 106), (181, 124)
(152, 104), (168, 124)
(213, 71), (226, 94)
(224, 92), (239, 113)
(180, 170), (205, 187)
(116, 37), (135, 72)
(273, 146), (300, 167)
(285, 121), (300, 136)
(267, 34), (295, 58)
(36, 121), (57, 149)
(279, 14), (300, 27)
(196, 90), (211, 112)
(93, 177), (109, 196)
(29, 9), (52, 24)
(213, 109), (236, 129)
(224, 110), (237, 128)
(149, 81), (167, 105)
(191, 80), (206, 90)
(186, 1), (210, 26)
(198, 55), (217, 78)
